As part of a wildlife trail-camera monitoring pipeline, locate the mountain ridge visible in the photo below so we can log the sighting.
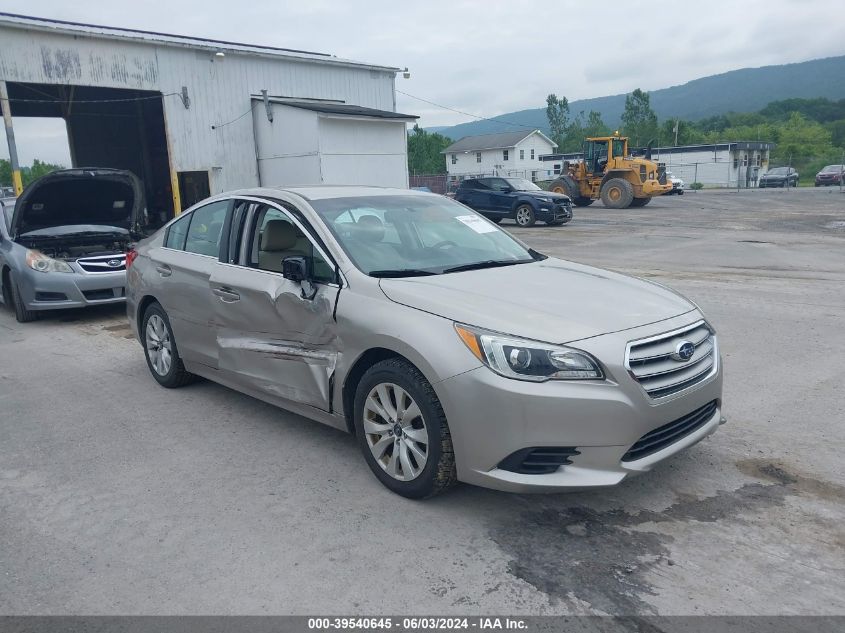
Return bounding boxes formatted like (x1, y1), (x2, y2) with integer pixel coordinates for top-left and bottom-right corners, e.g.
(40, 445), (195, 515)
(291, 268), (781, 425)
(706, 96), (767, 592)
(429, 55), (845, 140)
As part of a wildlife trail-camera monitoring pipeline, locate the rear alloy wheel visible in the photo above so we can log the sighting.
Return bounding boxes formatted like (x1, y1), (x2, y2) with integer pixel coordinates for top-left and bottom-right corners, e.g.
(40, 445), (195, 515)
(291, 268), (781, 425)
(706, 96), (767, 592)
(514, 204), (536, 227)
(142, 303), (197, 388)
(600, 178), (634, 209)
(354, 358), (457, 498)
(8, 272), (38, 323)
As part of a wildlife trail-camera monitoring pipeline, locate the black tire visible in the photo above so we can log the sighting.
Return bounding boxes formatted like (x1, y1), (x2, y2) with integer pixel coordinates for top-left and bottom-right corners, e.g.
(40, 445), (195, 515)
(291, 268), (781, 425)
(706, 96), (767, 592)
(514, 204), (536, 227)
(353, 358), (457, 499)
(629, 197), (652, 207)
(600, 178), (635, 209)
(141, 302), (197, 388)
(8, 272), (38, 323)
(678, 190), (684, 195)
(488, 217), (503, 224)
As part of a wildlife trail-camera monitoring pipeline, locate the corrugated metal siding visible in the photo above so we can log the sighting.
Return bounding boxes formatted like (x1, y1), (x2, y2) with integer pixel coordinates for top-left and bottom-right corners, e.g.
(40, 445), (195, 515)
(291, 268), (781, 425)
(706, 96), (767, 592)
(0, 26), (397, 191)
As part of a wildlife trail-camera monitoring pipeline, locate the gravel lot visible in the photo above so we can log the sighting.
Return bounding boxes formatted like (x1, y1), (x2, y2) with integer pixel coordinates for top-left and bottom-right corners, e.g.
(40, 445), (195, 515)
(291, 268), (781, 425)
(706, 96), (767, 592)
(1, 187), (843, 616)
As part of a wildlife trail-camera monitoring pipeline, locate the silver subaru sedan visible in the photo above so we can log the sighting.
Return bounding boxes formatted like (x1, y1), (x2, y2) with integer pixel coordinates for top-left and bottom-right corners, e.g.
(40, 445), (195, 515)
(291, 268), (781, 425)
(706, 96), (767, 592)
(127, 186), (723, 498)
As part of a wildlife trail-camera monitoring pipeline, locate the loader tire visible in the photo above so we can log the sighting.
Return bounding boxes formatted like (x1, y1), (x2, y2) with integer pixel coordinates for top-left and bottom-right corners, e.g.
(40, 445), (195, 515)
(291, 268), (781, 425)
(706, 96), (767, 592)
(600, 178), (634, 209)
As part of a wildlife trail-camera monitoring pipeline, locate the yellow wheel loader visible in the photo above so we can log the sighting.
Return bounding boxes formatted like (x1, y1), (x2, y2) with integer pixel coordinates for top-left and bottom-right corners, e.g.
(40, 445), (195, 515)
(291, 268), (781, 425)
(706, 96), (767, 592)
(548, 134), (672, 209)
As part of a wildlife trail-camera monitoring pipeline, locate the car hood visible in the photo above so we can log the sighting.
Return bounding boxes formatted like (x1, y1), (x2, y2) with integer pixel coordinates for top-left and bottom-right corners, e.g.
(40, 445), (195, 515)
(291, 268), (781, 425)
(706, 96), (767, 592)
(518, 190), (571, 202)
(379, 258), (695, 343)
(12, 168), (145, 239)
(761, 173), (787, 179)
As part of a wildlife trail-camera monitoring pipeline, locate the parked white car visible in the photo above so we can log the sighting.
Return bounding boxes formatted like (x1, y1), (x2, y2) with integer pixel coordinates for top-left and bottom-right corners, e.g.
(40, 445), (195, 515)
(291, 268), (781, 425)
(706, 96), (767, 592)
(666, 171), (685, 195)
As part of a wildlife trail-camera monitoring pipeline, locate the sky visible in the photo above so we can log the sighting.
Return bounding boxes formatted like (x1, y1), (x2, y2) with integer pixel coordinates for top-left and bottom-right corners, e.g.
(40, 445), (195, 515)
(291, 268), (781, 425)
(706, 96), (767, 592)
(1, 0), (844, 165)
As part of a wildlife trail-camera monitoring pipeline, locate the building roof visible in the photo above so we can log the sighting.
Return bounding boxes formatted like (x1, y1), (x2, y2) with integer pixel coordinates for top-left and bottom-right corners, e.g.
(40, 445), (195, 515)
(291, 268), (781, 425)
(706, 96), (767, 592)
(254, 97), (417, 120)
(442, 130), (555, 154)
(0, 12), (399, 72)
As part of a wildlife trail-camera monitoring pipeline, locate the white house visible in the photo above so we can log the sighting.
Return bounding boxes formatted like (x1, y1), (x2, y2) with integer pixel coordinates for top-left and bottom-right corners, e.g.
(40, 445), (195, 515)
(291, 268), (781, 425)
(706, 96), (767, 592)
(442, 130), (557, 182)
(540, 141), (775, 188)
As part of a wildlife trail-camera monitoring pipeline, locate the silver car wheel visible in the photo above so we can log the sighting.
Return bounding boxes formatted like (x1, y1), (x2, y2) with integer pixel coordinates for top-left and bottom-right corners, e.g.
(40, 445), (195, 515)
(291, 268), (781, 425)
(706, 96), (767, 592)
(145, 314), (173, 376)
(516, 206), (532, 226)
(363, 382), (429, 481)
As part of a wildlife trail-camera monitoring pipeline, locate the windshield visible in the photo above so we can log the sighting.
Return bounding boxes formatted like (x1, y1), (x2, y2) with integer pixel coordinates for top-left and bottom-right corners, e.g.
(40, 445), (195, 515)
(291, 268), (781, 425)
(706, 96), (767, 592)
(310, 195), (538, 276)
(822, 165), (844, 173)
(768, 168), (790, 175)
(504, 178), (541, 191)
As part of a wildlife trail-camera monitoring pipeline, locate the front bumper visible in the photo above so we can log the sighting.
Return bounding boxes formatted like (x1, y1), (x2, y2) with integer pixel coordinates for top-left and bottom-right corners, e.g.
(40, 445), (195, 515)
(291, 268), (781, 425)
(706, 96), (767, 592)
(642, 180), (673, 196)
(436, 314), (723, 492)
(16, 266), (127, 311)
(535, 202), (573, 222)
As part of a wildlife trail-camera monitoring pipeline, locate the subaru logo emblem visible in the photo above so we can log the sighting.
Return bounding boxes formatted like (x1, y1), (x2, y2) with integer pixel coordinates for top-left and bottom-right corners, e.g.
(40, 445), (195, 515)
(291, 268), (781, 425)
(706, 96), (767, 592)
(107, 259), (122, 268)
(671, 340), (696, 362)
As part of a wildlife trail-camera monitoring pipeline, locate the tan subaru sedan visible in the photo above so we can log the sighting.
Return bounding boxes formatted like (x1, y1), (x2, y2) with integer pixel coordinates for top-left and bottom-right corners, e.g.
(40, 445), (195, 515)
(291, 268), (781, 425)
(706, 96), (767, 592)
(126, 186), (723, 498)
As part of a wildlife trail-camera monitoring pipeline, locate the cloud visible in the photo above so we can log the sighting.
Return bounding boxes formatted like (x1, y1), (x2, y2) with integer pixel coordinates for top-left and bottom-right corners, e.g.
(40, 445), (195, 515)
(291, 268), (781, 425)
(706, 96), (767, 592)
(0, 0), (842, 161)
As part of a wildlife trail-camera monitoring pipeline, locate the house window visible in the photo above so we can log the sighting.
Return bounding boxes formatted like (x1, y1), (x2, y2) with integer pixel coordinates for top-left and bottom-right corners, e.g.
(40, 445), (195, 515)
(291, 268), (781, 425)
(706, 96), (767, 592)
(554, 164), (561, 174)
(530, 149), (535, 159)
(503, 150), (509, 161)
(757, 155), (762, 167)
(742, 154), (749, 166)
(520, 149), (525, 160)
(451, 154), (457, 165)
(531, 171), (537, 181)
(733, 157), (739, 168)
(476, 152), (482, 163)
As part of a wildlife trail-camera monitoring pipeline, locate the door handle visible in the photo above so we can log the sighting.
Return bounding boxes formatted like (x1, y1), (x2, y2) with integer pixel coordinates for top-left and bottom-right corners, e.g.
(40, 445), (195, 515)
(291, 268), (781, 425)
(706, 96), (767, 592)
(155, 264), (172, 277)
(212, 287), (241, 302)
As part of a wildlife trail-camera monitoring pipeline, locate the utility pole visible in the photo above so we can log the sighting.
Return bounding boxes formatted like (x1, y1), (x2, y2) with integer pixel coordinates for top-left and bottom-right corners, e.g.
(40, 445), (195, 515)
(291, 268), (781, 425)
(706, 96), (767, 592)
(673, 119), (679, 146)
(0, 81), (23, 196)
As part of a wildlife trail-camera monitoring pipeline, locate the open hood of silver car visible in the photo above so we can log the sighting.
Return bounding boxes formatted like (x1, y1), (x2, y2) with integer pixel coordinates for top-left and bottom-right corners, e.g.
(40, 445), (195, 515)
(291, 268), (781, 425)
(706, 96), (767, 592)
(379, 258), (696, 344)
(11, 168), (145, 240)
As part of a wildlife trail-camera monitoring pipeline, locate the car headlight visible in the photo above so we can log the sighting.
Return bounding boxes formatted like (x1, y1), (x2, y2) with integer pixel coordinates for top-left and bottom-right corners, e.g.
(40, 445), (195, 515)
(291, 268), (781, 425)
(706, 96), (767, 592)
(455, 323), (604, 381)
(26, 250), (73, 273)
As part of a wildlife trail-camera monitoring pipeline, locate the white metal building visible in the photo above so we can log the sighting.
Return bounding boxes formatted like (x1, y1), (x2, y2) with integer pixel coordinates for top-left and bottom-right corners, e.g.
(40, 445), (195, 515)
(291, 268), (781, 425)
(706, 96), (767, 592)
(442, 130), (556, 181)
(541, 141), (775, 187)
(0, 12), (415, 218)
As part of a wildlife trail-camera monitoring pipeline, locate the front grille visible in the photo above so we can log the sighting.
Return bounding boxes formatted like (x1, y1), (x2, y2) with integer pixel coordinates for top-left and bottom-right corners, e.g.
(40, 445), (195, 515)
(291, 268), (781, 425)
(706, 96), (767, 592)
(626, 321), (717, 400)
(499, 447), (580, 474)
(622, 400), (718, 462)
(77, 254), (126, 274)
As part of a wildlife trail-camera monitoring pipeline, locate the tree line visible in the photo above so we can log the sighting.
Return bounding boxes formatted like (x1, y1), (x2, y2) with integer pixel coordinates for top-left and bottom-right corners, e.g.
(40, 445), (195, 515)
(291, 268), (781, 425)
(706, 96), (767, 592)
(546, 90), (845, 176)
(0, 158), (66, 190)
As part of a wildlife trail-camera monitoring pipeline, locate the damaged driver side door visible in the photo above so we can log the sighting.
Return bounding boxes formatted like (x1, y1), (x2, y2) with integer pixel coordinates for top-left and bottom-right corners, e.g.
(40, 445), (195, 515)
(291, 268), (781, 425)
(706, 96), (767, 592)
(209, 199), (341, 412)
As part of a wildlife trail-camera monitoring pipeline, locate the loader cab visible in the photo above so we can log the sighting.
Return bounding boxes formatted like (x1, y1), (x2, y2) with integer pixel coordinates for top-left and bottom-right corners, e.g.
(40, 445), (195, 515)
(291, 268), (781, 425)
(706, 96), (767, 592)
(583, 136), (629, 175)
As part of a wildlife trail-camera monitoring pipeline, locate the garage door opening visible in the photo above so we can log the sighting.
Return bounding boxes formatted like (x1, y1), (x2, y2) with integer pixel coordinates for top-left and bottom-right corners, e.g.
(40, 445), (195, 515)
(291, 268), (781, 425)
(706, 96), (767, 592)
(1, 81), (176, 228)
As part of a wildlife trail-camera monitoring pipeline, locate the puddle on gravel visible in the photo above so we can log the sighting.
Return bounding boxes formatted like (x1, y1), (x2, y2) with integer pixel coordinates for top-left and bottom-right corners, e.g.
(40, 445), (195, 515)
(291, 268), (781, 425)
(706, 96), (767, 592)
(488, 459), (843, 615)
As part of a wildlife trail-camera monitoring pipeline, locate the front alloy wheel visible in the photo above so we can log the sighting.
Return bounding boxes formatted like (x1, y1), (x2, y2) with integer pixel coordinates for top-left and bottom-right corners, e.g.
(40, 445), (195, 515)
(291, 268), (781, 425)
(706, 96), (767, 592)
(353, 358), (457, 498)
(363, 383), (429, 481)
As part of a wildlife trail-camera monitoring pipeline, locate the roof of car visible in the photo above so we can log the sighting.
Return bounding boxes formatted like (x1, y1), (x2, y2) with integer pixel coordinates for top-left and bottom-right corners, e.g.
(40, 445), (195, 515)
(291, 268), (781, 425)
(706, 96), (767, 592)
(210, 186), (435, 203)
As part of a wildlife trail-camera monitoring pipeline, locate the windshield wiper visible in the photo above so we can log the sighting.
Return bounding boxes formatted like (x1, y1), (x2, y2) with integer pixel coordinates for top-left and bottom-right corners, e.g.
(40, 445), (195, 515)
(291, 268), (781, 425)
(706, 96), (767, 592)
(368, 269), (438, 278)
(441, 259), (531, 274)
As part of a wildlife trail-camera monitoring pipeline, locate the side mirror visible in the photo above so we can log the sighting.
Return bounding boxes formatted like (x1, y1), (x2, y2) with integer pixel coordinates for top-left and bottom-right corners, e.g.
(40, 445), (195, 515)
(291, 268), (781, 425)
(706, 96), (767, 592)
(282, 256), (310, 283)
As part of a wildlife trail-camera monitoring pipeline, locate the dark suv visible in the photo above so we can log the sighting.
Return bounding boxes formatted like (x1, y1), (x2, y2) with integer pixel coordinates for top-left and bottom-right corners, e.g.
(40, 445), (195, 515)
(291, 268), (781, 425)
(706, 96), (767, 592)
(455, 177), (573, 227)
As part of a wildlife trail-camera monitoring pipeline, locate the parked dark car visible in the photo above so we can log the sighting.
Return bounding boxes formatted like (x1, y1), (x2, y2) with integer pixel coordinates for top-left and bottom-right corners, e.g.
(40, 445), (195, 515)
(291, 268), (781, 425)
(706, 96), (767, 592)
(814, 165), (844, 186)
(758, 167), (799, 188)
(455, 177), (573, 227)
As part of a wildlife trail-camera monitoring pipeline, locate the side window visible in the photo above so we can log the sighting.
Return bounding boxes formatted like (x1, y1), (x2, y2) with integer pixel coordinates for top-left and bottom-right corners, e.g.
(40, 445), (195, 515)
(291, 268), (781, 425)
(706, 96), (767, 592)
(489, 179), (510, 191)
(184, 200), (229, 257)
(251, 205), (335, 284)
(164, 213), (191, 250)
(475, 179), (492, 190)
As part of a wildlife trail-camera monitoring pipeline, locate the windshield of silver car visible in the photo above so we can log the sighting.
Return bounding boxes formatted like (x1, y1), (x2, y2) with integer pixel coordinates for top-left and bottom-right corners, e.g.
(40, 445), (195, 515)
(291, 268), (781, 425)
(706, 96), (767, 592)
(310, 195), (540, 277)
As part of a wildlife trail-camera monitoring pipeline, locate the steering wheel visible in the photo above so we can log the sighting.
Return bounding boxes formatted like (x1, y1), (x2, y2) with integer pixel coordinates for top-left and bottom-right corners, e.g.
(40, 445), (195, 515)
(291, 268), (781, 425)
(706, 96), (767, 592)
(431, 240), (459, 249)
